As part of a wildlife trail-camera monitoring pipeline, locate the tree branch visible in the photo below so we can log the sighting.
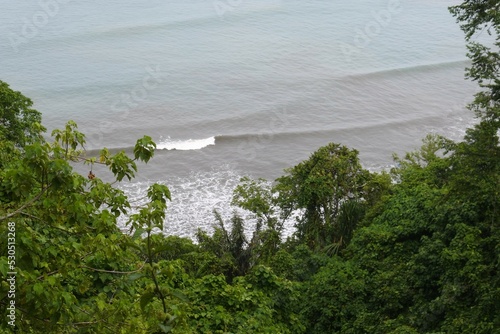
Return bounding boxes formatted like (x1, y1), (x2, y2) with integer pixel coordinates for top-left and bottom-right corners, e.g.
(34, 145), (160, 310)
(0, 185), (50, 222)
(80, 262), (145, 275)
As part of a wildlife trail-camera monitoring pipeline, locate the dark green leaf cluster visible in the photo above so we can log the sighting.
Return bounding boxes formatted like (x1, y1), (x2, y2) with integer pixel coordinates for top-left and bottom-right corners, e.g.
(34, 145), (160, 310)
(0, 81), (45, 149)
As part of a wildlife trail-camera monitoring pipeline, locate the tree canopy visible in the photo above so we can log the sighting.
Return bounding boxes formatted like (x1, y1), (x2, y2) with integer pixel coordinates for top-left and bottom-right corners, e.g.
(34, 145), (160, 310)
(0, 81), (44, 148)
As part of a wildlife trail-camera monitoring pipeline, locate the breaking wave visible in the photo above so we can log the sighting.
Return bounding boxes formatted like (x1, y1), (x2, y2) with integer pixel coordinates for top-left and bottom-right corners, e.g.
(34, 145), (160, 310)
(157, 136), (216, 151)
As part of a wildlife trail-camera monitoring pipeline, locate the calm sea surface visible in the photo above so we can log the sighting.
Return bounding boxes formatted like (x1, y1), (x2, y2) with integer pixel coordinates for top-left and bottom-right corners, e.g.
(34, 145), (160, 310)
(0, 0), (480, 237)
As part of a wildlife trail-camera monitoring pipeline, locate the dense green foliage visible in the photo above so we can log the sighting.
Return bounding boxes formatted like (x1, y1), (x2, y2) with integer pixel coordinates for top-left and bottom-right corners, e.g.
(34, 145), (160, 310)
(275, 143), (370, 252)
(1, 1), (499, 332)
(0, 81), (45, 149)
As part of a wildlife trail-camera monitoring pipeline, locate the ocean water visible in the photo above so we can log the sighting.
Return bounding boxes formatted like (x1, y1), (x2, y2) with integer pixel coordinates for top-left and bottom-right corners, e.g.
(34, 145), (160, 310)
(0, 0), (481, 238)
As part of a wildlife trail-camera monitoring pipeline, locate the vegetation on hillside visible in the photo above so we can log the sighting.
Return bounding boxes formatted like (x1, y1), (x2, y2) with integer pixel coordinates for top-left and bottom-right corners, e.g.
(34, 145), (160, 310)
(1, 1), (499, 332)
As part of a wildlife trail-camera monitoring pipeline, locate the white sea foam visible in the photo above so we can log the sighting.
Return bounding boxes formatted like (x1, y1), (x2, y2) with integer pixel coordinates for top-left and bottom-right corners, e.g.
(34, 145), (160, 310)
(117, 165), (297, 240)
(157, 136), (215, 151)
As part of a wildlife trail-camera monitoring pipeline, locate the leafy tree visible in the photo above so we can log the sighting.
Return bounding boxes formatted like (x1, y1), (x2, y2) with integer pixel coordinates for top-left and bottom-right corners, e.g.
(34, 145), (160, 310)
(275, 143), (370, 251)
(0, 113), (186, 332)
(196, 211), (251, 282)
(449, 0), (500, 123)
(300, 258), (368, 334)
(232, 177), (284, 264)
(185, 266), (305, 333)
(342, 132), (498, 333)
(269, 244), (330, 282)
(294, 123), (497, 332)
(0, 80), (45, 148)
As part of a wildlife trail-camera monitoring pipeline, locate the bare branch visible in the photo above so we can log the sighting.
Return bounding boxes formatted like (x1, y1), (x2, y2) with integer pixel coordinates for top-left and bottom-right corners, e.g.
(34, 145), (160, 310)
(80, 262), (145, 275)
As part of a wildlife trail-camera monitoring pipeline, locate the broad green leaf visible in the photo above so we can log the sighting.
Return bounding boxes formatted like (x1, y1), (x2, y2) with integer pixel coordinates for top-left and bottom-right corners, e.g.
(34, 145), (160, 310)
(140, 292), (155, 311)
